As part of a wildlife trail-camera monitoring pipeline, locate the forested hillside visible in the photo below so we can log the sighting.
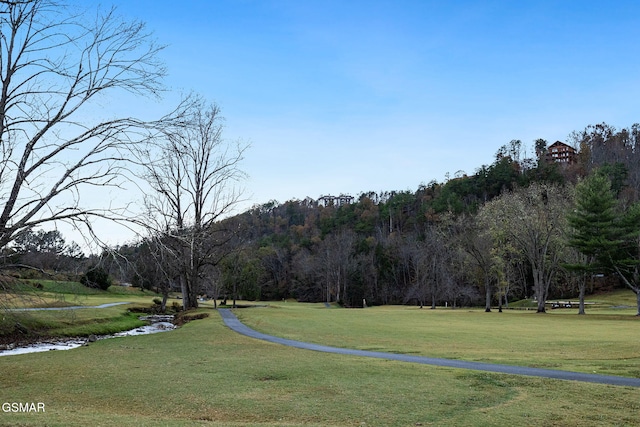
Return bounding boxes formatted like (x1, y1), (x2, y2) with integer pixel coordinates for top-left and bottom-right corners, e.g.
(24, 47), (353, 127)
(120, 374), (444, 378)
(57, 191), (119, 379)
(5, 122), (640, 312)
(205, 122), (639, 308)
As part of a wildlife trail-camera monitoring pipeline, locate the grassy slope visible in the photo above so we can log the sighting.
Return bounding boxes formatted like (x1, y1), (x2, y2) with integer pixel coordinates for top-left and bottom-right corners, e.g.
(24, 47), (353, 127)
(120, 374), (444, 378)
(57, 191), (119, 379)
(1, 281), (164, 338)
(4, 280), (159, 307)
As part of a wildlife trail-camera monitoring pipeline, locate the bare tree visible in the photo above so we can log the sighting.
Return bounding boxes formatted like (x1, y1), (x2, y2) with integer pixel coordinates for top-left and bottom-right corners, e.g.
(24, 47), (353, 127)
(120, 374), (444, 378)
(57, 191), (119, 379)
(315, 230), (355, 304)
(569, 122), (640, 202)
(0, 0), (177, 254)
(258, 245), (291, 300)
(131, 236), (180, 312)
(399, 232), (432, 308)
(479, 183), (572, 313)
(398, 226), (452, 309)
(140, 101), (247, 309)
(291, 247), (323, 302)
(453, 215), (495, 312)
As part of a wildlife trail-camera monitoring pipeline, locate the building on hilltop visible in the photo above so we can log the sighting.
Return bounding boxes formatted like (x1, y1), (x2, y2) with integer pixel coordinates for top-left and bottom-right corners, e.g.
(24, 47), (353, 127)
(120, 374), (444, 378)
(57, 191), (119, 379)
(318, 194), (354, 207)
(546, 141), (577, 164)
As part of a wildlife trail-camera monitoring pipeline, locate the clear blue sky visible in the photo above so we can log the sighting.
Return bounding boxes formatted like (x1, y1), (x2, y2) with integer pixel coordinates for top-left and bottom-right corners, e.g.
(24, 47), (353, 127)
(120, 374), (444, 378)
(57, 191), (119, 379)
(109, 0), (640, 209)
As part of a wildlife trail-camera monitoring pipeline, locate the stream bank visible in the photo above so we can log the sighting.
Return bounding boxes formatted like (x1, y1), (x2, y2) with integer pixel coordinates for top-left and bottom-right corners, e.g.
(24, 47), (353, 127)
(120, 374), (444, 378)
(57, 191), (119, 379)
(0, 314), (176, 356)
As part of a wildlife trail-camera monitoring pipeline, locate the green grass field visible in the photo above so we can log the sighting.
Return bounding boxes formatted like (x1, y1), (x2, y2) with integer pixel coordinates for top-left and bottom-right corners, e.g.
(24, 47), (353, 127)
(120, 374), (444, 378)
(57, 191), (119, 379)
(1, 285), (639, 426)
(233, 298), (640, 378)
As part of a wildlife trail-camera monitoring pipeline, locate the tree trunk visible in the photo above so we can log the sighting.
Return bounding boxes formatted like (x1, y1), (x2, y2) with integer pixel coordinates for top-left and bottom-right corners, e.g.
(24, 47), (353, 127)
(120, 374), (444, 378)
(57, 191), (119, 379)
(325, 269), (330, 303)
(190, 270), (200, 309)
(161, 293), (168, 313)
(180, 275), (189, 310)
(613, 266), (640, 316)
(578, 274), (586, 315)
(484, 277), (492, 312)
(532, 267), (546, 313)
(233, 279), (237, 308)
(578, 286), (586, 315)
(181, 272), (199, 310)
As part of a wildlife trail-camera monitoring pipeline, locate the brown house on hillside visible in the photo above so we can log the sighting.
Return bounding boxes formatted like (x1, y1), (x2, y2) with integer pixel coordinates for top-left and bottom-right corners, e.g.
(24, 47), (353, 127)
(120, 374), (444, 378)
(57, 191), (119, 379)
(546, 141), (577, 164)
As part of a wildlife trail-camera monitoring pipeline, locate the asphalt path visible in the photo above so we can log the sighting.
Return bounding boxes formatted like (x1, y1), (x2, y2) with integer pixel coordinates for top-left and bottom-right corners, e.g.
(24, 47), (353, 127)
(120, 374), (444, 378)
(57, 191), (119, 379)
(218, 309), (640, 388)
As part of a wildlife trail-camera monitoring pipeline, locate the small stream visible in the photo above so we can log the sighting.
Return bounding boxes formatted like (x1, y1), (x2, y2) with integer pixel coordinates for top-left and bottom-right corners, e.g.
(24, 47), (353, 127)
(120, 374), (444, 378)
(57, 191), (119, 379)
(0, 314), (176, 357)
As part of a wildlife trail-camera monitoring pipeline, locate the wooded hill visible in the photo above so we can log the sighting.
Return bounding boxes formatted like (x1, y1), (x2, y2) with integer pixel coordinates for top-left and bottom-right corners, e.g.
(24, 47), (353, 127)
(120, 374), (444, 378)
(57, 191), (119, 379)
(6, 122), (640, 313)
(211, 122), (640, 309)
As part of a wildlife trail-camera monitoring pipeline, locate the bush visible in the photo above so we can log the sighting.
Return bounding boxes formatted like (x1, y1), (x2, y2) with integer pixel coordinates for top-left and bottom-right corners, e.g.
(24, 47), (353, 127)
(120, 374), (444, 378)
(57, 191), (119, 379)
(0, 274), (19, 290)
(171, 301), (182, 312)
(174, 312), (209, 326)
(80, 266), (113, 290)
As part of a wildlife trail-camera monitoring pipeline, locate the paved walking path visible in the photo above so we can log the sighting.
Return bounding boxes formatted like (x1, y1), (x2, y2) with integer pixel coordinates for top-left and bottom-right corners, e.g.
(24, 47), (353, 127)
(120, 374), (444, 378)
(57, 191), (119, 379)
(218, 309), (640, 388)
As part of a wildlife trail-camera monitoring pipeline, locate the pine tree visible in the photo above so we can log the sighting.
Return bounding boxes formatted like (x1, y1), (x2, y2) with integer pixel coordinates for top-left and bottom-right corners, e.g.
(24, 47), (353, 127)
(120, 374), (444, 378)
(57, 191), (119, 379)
(609, 202), (640, 315)
(566, 171), (640, 315)
(565, 173), (619, 314)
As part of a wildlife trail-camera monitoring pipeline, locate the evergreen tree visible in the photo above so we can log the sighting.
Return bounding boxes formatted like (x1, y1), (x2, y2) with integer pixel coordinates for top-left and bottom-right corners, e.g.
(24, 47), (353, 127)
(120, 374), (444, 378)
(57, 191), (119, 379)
(566, 171), (640, 315)
(565, 173), (618, 313)
(609, 203), (640, 315)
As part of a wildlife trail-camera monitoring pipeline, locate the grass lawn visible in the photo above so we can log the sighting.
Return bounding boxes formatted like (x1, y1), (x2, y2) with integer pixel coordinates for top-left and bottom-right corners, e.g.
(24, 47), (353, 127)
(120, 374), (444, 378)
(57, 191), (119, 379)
(3, 280), (161, 308)
(235, 297), (640, 378)
(0, 288), (639, 426)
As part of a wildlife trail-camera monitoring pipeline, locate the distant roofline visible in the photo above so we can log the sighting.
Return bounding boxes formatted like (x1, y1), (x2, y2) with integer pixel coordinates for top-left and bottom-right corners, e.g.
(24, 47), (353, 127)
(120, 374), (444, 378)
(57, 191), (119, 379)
(548, 140), (574, 149)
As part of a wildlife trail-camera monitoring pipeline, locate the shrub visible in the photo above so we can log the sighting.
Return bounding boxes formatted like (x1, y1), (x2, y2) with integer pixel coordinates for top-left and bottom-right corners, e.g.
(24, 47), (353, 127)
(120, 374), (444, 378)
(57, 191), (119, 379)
(127, 306), (155, 314)
(80, 266), (113, 290)
(0, 274), (19, 291)
(174, 312), (209, 325)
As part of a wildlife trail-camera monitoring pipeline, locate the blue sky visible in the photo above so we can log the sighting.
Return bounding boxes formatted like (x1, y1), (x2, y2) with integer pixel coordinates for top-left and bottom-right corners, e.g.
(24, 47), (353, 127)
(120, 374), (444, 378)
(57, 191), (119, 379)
(108, 0), (640, 212)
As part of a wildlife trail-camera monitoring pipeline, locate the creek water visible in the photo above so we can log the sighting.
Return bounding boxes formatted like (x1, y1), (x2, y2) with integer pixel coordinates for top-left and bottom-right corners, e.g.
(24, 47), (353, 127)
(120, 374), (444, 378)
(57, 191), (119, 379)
(0, 315), (176, 357)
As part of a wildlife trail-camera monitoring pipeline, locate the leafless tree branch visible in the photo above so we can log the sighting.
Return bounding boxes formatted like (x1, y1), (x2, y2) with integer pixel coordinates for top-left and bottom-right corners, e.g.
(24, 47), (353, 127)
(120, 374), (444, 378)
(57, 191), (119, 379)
(0, 0), (179, 252)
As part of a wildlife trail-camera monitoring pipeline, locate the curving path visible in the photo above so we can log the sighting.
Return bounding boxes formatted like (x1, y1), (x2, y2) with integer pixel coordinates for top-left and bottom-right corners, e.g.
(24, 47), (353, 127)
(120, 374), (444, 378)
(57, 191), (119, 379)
(218, 309), (640, 388)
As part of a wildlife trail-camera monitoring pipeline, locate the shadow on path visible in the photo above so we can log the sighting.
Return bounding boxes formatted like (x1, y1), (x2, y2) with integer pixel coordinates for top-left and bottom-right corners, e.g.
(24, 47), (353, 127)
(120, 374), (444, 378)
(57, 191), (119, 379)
(218, 309), (640, 388)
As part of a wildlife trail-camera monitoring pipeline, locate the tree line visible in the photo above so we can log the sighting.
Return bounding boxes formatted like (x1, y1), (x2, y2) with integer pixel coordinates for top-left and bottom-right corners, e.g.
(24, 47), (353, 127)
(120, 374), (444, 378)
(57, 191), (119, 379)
(1, 1), (639, 317)
(102, 124), (640, 315)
